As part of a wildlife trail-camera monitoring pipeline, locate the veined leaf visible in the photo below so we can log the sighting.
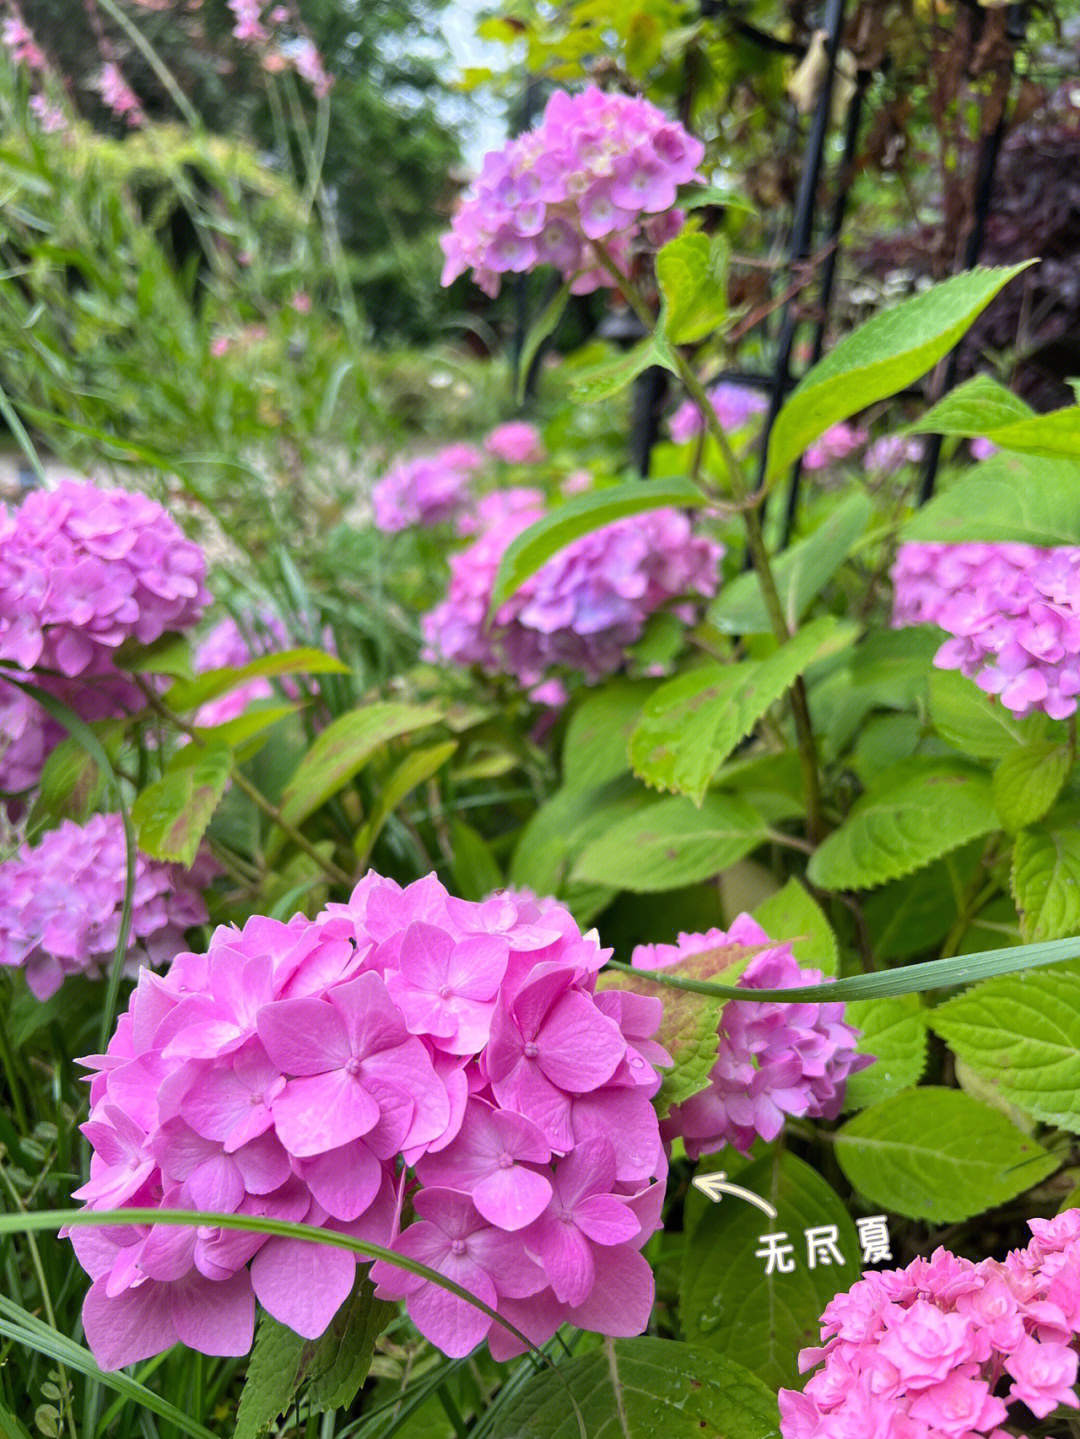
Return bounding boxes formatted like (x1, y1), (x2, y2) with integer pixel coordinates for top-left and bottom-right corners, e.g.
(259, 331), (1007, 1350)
(929, 667), (1049, 759)
(657, 229), (727, 344)
(992, 741), (1072, 831)
(132, 744), (231, 866)
(353, 739), (458, 863)
(569, 335), (674, 404)
(752, 876), (838, 975)
(841, 995), (927, 1110)
(906, 373), (1033, 437)
(904, 452), (1080, 546)
(1012, 822), (1080, 941)
(165, 647), (350, 713)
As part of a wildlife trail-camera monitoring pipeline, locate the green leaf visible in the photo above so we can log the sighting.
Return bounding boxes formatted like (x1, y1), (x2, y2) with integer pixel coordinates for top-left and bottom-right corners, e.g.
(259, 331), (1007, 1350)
(28, 722), (121, 826)
(863, 851), (979, 961)
(657, 230), (727, 344)
(573, 792), (768, 892)
(928, 667), (1048, 759)
(835, 1088), (1058, 1222)
(562, 679), (656, 792)
(308, 1277), (393, 1412)
(710, 492), (873, 634)
(979, 407), (1080, 460)
(191, 703), (298, 762)
(930, 962), (1080, 1132)
(114, 630), (195, 680)
(841, 996), (927, 1110)
(131, 744), (232, 865)
(766, 264), (1031, 481)
(516, 284), (569, 403)
(907, 373), (1033, 437)
(490, 479), (705, 611)
(807, 758), (997, 892)
(680, 1152), (859, 1390)
(904, 452), (1080, 546)
(353, 739), (458, 863)
(235, 1313), (308, 1439)
(1012, 822), (1080, 941)
(992, 741), (1072, 831)
(449, 818), (502, 900)
(629, 617), (849, 802)
(488, 1337), (780, 1439)
(276, 701), (442, 833)
(165, 647), (350, 713)
(752, 877), (838, 976)
(569, 335), (674, 404)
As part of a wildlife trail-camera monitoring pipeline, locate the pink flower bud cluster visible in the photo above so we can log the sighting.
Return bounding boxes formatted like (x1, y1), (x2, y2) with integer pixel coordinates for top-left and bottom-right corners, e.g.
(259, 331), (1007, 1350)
(96, 63), (144, 127)
(372, 444), (485, 533)
(781, 1210), (1080, 1438)
(891, 541), (1080, 719)
(423, 495), (722, 687)
(71, 873), (669, 1370)
(484, 421), (546, 466)
(440, 87), (703, 298)
(668, 384), (767, 444)
(631, 915), (869, 1158)
(802, 422), (868, 471)
(0, 814), (208, 1001)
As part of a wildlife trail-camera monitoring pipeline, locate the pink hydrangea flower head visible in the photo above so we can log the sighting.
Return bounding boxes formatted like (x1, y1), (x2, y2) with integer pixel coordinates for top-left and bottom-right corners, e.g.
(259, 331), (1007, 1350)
(441, 86), (704, 297)
(783, 1216), (1080, 1437)
(0, 814), (209, 999)
(424, 498), (722, 687)
(484, 422), (546, 465)
(73, 872), (668, 1367)
(865, 435), (924, 475)
(632, 913), (869, 1157)
(372, 444), (485, 532)
(802, 422), (868, 471)
(892, 541), (1080, 719)
(669, 383), (767, 444)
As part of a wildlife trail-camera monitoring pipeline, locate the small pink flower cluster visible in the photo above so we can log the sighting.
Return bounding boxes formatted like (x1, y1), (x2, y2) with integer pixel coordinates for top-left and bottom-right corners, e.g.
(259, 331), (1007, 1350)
(2, 13), (45, 69)
(372, 444), (485, 533)
(781, 1210), (1080, 1438)
(440, 87), (703, 298)
(485, 422), (546, 466)
(96, 63), (144, 127)
(71, 873), (668, 1369)
(865, 434), (924, 475)
(631, 915), (869, 1157)
(891, 542), (1080, 718)
(668, 384), (768, 444)
(423, 495), (722, 687)
(802, 422), (868, 471)
(0, 814), (208, 1001)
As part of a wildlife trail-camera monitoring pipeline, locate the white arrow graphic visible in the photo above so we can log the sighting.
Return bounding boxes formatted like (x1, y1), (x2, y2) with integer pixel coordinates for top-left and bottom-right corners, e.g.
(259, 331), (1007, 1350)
(691, 1171), (778, 1219)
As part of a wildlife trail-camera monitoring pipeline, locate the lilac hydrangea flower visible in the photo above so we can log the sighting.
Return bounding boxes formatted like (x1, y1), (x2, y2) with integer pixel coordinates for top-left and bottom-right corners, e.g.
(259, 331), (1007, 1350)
(668, 383), (768, 444)
(424, 497), (722, 687)
(802, 422), (868, 471)
(892, 541), (1080, 718)
(864, 434), (924, 474)
(371, 444), (484, 532)
(0, 813), (209, 1000)
(632, 913), (869, 1158)
(71, 873), (669, 1368)
(441, 87), (704, 298)
(484, 422), (545, 465)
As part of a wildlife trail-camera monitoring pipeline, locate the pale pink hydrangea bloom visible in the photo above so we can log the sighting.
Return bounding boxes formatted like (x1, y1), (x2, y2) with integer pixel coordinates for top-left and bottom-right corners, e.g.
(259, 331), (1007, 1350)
(484, 422), (546, 466)
(632, 914), (869, 1157)
(71, 873), (669, 1368)
(781, 1212), (1080, 1437)
(29, 94), (67, 132)
(372, 445), (485, 533)
(0, 814), (208, 1000)
(892, 541), (1080, 719)
(441, 86), (703, 298)
(424, 497), (722, 687)
(802, 422), (868, 471)
(668, 383), (767, 444)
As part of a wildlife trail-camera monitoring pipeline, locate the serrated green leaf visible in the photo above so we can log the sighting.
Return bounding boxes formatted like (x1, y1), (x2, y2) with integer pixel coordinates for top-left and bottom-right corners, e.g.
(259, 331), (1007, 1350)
(928, 667), (1048, 759)
(490, 478), (705, 611)
(808, 758), (997, 892)
(835, 1088), (1058, 1222)
(308, 1276), (393, 1411)
(29, 721), (123, 826)
(710, 492), (872, 634)
(863, 847), (981, 961)
(1012, 822), (1080, 941)
(907, 373), (1033, 437)
(766, 264), (1031, 481)
(680, 1152), (859, 1389)
(992, 741), (1072, 831)
(841, 996), (927, 1110)
(114, 630), (195, 680)
(562, 679), (656, 793)
(131, 744), (231, 865)
(488, 1337), (780, 1439)
(165, 647), (350, 713)
(904, 452), (1080, 546)
(657, 230), (727, 344)
(573, 791), (768, 892)
(235, 1312), (309, 1439)
(984, 407), (1080, 460)
(930, 962), (1080, 1132)
(570, 335), (674, 404)
(629, 617), (849, 802)
(354, 739), (458, 863)
(752, 876), (838, 975)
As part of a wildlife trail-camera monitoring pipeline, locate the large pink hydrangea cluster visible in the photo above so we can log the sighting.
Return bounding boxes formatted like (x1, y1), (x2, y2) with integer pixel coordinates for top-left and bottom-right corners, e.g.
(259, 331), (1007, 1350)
(668, 383), (768, 444)
(781, 1209), (1080, 1438)
(440, 86), (703, 298)
(71, 873), (669, 1369)
(371, 444), (484, 533)
(891, 541), (1080, 719)
(423, 495), (722, 686)
(0, 814), (208, 1001)
(632, 915), (868, 1157)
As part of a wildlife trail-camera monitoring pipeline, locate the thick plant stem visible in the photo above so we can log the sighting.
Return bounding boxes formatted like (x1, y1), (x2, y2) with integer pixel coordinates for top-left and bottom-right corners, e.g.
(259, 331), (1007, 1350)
(592, 245), (824, 839)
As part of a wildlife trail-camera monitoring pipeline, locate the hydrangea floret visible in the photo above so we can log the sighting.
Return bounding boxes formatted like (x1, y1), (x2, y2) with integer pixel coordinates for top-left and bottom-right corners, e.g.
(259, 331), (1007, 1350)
(780, 1209), (1080, 1437)
(70, 873), (669, 1368)
(892, 541), (1080, 718)
(484, 422), (546, 466)
(371, 445), (484, 533)
(440, 86), (704, 297)
(802, 421), (868, 472)
(0, 814), (209, 1000)
(668, 383), (767, 444)
(632, 914), (869, 1156)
